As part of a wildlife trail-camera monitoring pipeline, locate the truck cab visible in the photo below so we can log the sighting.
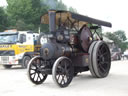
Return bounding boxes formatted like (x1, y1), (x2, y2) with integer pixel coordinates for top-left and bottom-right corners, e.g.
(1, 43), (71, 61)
(0, 30), (39, 68)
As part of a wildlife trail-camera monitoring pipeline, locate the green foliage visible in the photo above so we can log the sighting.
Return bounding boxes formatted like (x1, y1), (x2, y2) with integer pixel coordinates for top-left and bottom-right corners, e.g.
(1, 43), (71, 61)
(114, 30), (127, 41)
(56, 0), (67, 10)
(105, 30), (128, 52)
(6, 0), (77, 32)
(6, 0), (48, 32)
(0, 0), (77, 33)
(15, 20), (35, 31)
(41, 0), (67, 10)
(39, 0), (77, 33)
(69, 7), (77, 13)
(0, 7), (8, 31)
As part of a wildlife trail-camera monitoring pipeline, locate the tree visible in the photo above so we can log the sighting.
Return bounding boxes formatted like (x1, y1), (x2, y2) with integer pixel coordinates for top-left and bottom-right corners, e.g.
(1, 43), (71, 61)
(69, 7), (77, 13)
(0, 7), (8, 31)
(15, 19), (35, 31)
(6, 0), (48, 31)
(56, 0), (67, 10)
(114, 30), (127, 41)
(40, 0), (69, 33)
(6, 0), (77, 32)
(105, 30), (128, 52)
(41, 0), (67, 10)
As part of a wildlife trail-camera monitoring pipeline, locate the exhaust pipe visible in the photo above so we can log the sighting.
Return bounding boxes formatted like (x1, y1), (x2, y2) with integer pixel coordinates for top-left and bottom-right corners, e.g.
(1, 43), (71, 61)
(48, 10), (56, 35)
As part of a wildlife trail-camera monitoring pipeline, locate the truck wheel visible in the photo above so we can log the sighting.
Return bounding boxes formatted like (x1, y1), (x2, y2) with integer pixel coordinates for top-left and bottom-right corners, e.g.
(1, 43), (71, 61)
(89, 41), (111, 78)
(52, 56), (74, 88)
(3, 65), (12, 69)
(22, 56), (31, 68)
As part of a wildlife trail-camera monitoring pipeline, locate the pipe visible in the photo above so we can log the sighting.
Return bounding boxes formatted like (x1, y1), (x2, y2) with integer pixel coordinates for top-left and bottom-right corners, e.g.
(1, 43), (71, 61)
(48, 10), (56, 34)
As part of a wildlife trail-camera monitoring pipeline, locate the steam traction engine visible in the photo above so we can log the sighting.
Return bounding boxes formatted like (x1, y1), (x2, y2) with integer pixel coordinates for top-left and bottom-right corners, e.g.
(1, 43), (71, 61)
(27, 10), (112, 87)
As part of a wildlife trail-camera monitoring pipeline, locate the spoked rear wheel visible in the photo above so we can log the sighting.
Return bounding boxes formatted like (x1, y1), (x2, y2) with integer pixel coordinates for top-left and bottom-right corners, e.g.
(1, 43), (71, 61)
(89, 41), (111, 78)
(27, 56), (47, 84)
(52, 57), (74, 88)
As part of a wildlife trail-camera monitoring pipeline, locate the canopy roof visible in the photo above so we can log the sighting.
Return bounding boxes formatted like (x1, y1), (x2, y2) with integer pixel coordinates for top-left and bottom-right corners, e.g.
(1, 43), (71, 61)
(41, 10), (112, 28)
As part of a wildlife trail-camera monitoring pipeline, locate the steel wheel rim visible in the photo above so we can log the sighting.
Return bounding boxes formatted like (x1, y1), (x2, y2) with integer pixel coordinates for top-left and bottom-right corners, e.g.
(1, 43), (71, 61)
(28, 57), (47, 84)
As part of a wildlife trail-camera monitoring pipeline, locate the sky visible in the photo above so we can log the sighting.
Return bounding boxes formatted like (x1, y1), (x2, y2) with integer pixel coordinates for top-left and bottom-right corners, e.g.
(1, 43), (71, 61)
(62, 0), (128, 36)
(0, 0), (128, 37)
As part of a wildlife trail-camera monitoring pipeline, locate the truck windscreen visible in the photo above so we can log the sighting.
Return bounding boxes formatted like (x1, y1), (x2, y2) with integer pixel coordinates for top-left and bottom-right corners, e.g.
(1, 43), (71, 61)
(0, 34), (18, 44)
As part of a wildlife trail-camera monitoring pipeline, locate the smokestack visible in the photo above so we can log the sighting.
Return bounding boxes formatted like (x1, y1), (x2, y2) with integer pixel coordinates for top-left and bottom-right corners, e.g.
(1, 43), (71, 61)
(48, 10), (56, 34)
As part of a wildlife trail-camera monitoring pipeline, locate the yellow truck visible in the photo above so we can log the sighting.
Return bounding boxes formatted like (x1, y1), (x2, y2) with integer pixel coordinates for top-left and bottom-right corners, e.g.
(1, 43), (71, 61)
(0, 30), (39, 68)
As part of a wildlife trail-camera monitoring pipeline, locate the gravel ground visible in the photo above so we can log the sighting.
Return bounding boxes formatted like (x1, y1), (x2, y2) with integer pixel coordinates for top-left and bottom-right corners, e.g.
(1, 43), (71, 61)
(0, 60), (128, 96)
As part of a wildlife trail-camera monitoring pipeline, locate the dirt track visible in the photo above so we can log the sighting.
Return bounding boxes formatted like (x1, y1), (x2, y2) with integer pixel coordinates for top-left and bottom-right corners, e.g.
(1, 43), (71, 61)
(0, 60), (128, 96)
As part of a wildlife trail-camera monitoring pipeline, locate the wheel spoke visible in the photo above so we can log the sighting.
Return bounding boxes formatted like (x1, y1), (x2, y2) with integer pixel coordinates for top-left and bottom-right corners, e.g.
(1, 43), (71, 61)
(31, 63), (37, 68)
(63, 75), (66, 84)
(36, 73), (39, 81)
(98, 50), (102, 55)
(30, 68), (36, 71)
(38, 73), (42, 81)
(33, 73), (36, 80)
(30, 66), (36, 70)
(99, 65), (106, 72)
(102, 51), (108, 56)
(57, 74), (61, 81)
(30, 72), (36, 75)
(103, 61), (109, 64)
(60, 75), (65, 84)
(101, 46), (106, 53)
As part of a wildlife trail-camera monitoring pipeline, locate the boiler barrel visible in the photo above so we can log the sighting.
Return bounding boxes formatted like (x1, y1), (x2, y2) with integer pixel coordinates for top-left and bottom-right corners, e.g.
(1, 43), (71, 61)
(40, 43), (74, 60)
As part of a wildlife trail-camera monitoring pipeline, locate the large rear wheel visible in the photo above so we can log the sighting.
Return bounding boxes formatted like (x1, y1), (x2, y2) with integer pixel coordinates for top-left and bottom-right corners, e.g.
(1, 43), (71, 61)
(52, 56), (74, 88)
(89, 41), (111, 78)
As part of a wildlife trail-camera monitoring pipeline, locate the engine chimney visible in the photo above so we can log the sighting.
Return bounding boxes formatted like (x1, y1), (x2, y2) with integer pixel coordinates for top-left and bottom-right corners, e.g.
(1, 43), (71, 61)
(48, 10), (56, 35)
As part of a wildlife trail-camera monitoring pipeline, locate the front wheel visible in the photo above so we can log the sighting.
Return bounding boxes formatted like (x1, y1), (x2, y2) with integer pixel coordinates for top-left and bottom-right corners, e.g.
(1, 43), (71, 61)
(52, 56), (74, 88)
(27, 56), (47, 84)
